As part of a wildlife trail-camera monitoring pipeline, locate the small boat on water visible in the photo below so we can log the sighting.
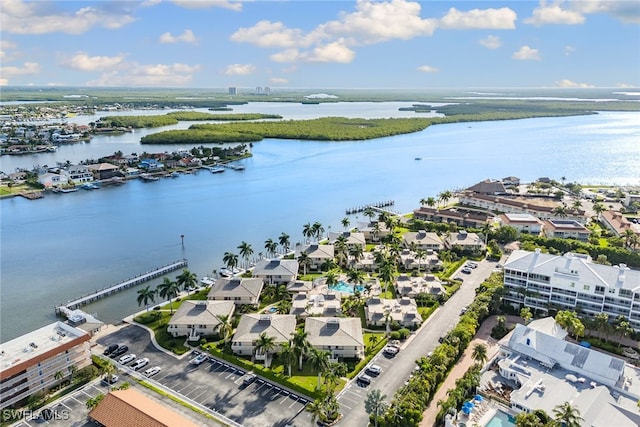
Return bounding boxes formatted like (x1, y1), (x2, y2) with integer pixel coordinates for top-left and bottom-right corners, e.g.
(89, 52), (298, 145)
(169, 171), (180, 178)
(140, 173), (160, 182)
(52, 187), (79, 193)
(81, 182), (100, 190)
(219, 267), (233, 277)
(209, 166), (225, 174)
(201, 276), (217, 286)
(415, 157), (422, 160)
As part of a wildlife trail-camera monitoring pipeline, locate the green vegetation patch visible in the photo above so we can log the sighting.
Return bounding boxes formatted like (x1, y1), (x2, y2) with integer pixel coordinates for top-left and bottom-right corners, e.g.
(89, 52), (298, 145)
(167, 111), (282, 121)
(140, 129), (262, 144)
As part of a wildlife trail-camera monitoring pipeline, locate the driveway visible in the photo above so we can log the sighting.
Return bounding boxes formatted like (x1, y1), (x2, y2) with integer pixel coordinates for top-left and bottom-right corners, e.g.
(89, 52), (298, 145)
(96, 324), (314, 427)
(336, 259), (498, 426)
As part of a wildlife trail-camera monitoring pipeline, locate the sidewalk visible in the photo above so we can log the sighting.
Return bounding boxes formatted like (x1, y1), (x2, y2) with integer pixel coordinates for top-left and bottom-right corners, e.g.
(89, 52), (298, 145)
(419, 315), (522, 427)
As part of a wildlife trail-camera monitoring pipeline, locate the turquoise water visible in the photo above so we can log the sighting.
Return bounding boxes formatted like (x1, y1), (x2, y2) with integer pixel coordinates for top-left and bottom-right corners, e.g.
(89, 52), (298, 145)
(1, 105), (639, 341)
(329, 281), (365, 294)
(485, 410), (516, 427)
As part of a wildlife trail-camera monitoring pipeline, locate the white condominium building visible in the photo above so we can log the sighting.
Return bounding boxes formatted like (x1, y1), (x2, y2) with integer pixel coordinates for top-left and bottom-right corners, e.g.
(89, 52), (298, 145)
(503, 249), (640, 331)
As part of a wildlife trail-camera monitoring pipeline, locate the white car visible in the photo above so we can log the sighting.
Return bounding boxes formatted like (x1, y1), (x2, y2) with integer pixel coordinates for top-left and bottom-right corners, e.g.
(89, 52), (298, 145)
(144, 366), (161, 377)
(118, 354), (136, 364)
(131, 357), (149, 370)
(190, 354), (208, 365)
(366, 364), (382, 375)
(383, 345), (399, 356)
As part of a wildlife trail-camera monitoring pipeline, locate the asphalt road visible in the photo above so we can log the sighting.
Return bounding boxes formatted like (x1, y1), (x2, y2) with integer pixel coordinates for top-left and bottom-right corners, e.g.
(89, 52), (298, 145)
(337, 259), (499, 426)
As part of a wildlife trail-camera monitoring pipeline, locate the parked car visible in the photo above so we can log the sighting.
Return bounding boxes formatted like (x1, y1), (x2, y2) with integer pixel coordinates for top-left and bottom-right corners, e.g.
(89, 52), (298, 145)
(130, 358), (150, 370)
(460, 305), (469, 315)
(461, 268), (472, 274)
(118, 353), (136, 364)
(242, 373), (257, 386)
(383, 345), (399, 356)
(467, 261), (478, 268)
(357, 374), (372, 386)
(110, 345), (129, 358)
(143, 366), (161, 377)
(190, 354), (208, 365)
(103, 344), (119, 356)
(366, 364), (382, 376)
(101, 374), (118, 385)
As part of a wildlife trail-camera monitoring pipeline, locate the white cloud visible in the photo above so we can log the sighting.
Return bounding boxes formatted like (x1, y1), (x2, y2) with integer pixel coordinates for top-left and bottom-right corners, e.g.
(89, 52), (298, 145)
(270, 40), (356, 64)
(159, 29), (197, 44)
(62, 52), (126, 71)
(615, 83), (638, 88)
(0, 61), (40, 84)
(512, 46), (541, 60)
(564, 45), (576, 56)
(417, 65), (439, 73)
(572, 0), (640, 24)
(171, 0), (242, 12)
(142, 0), (161, 6)
(479, 35), (502, 49)
(0, 0), (136, 34)
(525, 1), (586, 25)
(440, 7), (517, 29)
(0, 40), (18, 61)
(231, 21), (310, 49)
(223, 64), (256, 76)
(555, 79), (595, 88)
(269, 77), (289, 85)
(87, 63), (201, 87)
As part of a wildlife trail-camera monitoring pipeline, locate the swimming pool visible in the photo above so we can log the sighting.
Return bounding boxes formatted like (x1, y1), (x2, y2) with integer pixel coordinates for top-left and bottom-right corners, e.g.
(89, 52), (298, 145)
(328, 281), (365, 294)
(485, 410), (516, 427)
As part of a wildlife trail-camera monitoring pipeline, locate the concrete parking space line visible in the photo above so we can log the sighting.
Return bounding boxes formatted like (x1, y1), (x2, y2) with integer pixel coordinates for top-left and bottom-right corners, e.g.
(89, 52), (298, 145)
(191, 388), (210, 401)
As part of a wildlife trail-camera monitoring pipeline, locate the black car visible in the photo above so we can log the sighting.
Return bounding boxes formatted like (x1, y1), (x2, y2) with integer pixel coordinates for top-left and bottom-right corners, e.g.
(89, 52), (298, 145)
(110, 345), (128, 358)
(103, 344), (119, 356)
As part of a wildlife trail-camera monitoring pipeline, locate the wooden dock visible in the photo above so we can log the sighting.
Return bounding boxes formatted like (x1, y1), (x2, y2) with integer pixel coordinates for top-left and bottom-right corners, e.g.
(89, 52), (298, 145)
(345, 200), (394, 215)
(55, 259), (188, 314)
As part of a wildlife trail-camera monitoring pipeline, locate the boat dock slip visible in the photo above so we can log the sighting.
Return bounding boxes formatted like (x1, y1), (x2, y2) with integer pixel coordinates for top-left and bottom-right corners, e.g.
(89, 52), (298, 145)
(345, 200), (394, 215)
(55, 259), (187, 314)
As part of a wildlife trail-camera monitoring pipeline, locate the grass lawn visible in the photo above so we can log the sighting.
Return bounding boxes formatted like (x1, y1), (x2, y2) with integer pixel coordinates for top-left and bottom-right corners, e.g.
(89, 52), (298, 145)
(133, 311), (190, 355)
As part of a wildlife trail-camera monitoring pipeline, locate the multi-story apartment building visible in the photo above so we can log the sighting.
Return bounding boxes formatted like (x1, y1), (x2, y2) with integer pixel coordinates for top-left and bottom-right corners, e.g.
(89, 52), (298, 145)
(503, 249), (640, 331)
(0, 322), (91, 409)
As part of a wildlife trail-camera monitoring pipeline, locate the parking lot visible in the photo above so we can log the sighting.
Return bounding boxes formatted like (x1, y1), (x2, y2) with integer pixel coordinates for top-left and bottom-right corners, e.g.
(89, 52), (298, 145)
(97, 324), (315, 427)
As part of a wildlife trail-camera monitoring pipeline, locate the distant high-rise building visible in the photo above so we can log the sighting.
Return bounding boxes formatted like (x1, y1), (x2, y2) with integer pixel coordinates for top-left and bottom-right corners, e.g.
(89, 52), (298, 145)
(228, 87), (237, 95)
(264, 86), (271, 95)
(255, 86), (263, 95)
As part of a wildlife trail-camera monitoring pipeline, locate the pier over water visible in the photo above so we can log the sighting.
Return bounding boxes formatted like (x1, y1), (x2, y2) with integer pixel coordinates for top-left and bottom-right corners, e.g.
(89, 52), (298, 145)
(54, 259), (187, 315)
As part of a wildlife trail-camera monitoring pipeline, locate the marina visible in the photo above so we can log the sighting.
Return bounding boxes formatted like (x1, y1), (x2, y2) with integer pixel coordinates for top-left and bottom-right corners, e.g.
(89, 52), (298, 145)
(54, 259), (188, 314)
(345, 200), (395, 215)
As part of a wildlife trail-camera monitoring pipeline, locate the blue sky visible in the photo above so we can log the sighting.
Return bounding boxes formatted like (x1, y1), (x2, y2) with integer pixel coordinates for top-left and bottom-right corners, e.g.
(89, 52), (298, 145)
(1, 0), (639, 89)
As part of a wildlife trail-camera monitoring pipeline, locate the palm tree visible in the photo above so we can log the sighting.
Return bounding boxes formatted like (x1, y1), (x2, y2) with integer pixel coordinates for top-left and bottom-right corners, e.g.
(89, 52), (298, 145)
(341, 217), (350, 231)
(349, 244), (364, 270)
(306, 399), (325, 425)
(276, 298), (292, 314)
(237, 241), (253, 269)
(593, 312), (610, 340)
(278, 232), (290, 255)
(157, 277), (180, 313)
(592, 202), (606, 217)
(136, 286), (156, 312)
(279, 341), (297, 377)
(54, 370), (64, 382)
(101, 360), (117, 391)
(364, 389), (388, 427)
(68, 365), (78, 383)
(297, 251), (312, 276)
(176, 268), (198, 295)
(264, 238), (277, 258)
(302, 222), (313, 244)
(254, 332), (277, 368)
(324, 270), (339, 289)
(347, 268), (365, 288)
(291, 329), (311, 370)
(86, 394), (105, 410)
(552, 204), (568, 218)
(552, 401), (583, 427)
(312, 222), (325, 242)
(308, 348), (330, 389)
(363, 207), (376, 222)
(438, 190), (453, 208)
(615, 319), (633, 349)
(471, 343), (488, 366)
(214, 314), (234, 346)
(425, 197), (436, 208)
(223, 252), (239, 271)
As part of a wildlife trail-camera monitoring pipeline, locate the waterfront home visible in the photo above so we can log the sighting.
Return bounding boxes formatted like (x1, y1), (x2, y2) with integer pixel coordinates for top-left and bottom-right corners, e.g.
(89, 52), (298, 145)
(167, 300), (235, 340)
(304, 317), (365, 360)
(403, 230), (444, 251)
(0, 322), (91, 410)
(138, 158), (164, 171)
(466, 178), (507, 195)
(365, 296), (423, 329)
(231, 314), (296, 359)
(286, 280), (315, 293)
(503, 249), (640, 331)
(397, 248), (442, 272)
(497, 213), (544, 235)
(87, 162), (121, 180)
(358, 220), (392, 243)
(412, 206), (492, 228)
(502, 176), (521, 186)
(444, 230), (486, 253)
(38, 172), (68, 188)
(252, 258), (299, 286)
(480, 317), (640, 425)
(542, 219), (591, 241)
(290, 290), (342, 317)
(298, 244), (334, 271)
(329, 231), (366, 250)
(207, 277), (263, 306)
(600, 210), (640, 247)
(89, 389), (199, 427)
(64, 164), (94, 184)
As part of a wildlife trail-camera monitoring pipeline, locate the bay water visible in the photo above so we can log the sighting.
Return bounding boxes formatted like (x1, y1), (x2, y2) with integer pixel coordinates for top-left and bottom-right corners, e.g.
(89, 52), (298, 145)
(1, 103), (639, 341)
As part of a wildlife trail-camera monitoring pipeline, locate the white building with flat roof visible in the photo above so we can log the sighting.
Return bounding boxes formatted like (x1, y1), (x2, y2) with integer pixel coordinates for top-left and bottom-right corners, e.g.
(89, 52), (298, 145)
(0, 322), (91, 409)
(503, 249), (640, 330)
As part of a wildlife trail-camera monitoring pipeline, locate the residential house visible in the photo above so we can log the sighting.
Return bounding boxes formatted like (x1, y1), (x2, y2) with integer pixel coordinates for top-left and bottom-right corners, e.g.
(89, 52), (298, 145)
(503, 249), (640, 331)
(329, 231), (366, 250)
(542, 219), (591, 241)
(231, 314), (296, 358)
(498, 213), (544, 235)
(412, 206), (493, 228)
(167, 300), (235, 340)
(365, 296), (423, 329)
(395, 274), (444, 297)
(290, 291), (341, 317)
(403, 230), (444, 251)
(305, 317), (365, 360)
(397, 248), (442, 272)
(138, 158), (164, 171)
(502, 176), (521, 186)
(38, 172), (68, 188)
(444, 230), (486, 253)
(252, 258), (299, 286)
(64, 164), (94, 184)
(87, 163), (121, 180)
(299, 244), (334, 271)
(358, 220), (392, 243)
(207, 277), (263, 306)
(600, 211), (640, 249)
(286, 280), (315, 293)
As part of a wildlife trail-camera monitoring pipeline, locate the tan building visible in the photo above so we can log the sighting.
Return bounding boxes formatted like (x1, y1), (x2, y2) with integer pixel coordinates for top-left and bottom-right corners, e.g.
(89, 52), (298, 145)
(497, 213), (544, 235)
(88, 388), (199, 427)
(542, 219), (590, 241)
(252, 258), (299, 286)
(167, 300), (235, 340)
(305, 317), (365, 360)
(231, 314), (296, 358)
(365, 296), (423, 328)
(207, 277), (264, 306)
(0, 322), (91, 409)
